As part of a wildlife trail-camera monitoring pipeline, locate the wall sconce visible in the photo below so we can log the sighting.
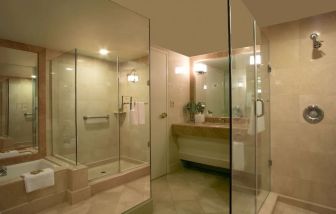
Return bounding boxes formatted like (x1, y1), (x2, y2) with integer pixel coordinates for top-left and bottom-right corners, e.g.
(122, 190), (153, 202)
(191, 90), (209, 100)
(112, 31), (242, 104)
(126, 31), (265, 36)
(193, 63), (207, 74)
(175, 66), (188, 74)
(127, 69), (139, 83)
(249, 55), (261, 65)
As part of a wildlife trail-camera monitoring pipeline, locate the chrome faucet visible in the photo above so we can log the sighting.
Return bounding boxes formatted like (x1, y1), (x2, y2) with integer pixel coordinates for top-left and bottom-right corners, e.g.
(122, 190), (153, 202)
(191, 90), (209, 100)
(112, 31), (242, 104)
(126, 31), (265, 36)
(0, 166), (7, 176)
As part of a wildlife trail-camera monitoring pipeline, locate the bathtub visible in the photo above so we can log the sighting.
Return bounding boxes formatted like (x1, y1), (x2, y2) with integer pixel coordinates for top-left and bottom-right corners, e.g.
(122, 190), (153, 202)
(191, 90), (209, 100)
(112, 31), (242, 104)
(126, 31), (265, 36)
(0, 158), (68, 213)
(0, 159), (58, 184)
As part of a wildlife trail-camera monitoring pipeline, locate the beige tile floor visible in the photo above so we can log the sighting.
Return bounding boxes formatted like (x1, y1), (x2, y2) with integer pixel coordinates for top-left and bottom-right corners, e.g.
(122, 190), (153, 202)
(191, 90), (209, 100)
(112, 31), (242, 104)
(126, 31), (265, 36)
(231, 190), (256, 214)
(37, 166), (261, 214)
(152, 167), (230, 214)
(38, 176), (150, 214)
(273, 202), (318, 214)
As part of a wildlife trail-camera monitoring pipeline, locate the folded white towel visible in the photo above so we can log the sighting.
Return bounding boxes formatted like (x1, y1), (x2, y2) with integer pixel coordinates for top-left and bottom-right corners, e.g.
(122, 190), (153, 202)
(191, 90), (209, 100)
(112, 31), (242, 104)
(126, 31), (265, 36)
(0, 150), (19, 159)
(22, 168), (55, 193)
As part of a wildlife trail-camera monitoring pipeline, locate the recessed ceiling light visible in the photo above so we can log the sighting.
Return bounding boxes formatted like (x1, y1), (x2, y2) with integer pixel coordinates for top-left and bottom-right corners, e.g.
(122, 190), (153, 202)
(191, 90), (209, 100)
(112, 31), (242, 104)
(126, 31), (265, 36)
(65, 67), (73, 71)
(99, 49), (110, 55)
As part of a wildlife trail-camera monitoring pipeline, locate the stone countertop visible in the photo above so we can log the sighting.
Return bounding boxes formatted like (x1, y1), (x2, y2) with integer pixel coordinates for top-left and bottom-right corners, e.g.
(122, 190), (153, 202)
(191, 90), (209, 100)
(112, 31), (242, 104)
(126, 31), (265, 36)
(172, 122), (247, 139)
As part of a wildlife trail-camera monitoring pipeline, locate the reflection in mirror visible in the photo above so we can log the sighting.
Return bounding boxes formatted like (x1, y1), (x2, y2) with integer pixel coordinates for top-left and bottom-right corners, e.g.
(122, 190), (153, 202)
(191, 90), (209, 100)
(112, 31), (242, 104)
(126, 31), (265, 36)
(0, 47), (38, 159)
(192, 48), (259, 119)
(194, 57), (229, 117)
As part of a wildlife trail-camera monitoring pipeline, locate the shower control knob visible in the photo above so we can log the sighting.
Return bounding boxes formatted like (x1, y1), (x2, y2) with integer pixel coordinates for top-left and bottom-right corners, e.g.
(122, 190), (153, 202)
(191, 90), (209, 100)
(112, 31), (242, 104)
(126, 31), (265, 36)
(160, 112), (167, 118)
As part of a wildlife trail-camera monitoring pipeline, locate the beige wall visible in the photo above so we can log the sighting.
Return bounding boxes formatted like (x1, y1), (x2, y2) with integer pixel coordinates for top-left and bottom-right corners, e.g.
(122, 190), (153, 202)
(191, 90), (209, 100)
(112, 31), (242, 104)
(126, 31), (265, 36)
(264, 11), (336, 208)
(166, 49), (190, 171)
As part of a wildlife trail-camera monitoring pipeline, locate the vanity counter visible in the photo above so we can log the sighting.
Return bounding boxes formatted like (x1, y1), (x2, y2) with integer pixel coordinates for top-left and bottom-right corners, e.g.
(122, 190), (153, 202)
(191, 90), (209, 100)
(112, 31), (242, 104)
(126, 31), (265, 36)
(172, 122), (247, 139)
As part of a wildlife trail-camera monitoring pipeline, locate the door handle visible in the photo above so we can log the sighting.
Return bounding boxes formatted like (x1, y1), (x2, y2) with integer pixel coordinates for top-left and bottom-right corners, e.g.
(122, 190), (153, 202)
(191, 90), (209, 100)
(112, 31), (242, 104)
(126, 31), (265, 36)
(160, 112), (167, 118)
(256, 98), (265, 117)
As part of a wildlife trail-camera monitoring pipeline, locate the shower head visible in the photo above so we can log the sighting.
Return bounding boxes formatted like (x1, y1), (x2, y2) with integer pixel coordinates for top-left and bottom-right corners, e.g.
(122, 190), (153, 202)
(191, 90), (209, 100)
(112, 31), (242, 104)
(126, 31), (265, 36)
(310, 33), (323, 49)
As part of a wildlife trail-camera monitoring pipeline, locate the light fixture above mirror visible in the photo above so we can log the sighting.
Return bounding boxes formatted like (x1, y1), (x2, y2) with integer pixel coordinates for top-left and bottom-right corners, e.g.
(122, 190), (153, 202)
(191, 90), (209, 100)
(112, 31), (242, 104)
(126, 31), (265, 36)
(193, 63), (208, 74)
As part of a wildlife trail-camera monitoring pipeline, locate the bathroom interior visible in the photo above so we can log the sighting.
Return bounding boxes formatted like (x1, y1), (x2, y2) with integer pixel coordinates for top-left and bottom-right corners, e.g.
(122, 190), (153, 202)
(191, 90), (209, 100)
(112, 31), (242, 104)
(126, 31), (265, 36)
(0, 0), (335, 214)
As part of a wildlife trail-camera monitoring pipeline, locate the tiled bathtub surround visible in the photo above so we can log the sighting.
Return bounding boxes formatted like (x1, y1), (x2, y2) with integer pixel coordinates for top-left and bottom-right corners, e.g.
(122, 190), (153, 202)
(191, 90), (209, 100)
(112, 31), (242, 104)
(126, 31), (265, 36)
(0, 159), (68, 214)
(0, 157), (150, 214)
(263, 11), (336, 208)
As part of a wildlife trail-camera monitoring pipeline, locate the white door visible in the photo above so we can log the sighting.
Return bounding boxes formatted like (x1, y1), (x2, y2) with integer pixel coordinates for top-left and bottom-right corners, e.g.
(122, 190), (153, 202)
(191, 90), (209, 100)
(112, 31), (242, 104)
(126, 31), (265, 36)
(150, 47), (168, 179)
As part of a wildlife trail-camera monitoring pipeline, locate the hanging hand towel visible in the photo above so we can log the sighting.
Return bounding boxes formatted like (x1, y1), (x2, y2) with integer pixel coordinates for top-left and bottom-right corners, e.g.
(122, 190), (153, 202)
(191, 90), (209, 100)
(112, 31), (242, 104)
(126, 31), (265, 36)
(136, 102), (145, 125)
(130, 109), (139, 125)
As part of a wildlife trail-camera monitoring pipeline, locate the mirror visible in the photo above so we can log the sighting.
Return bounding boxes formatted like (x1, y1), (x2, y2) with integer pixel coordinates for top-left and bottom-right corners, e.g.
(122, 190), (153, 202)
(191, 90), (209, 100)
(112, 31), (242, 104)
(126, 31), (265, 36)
(191, 52), (230, 118)
(191, 48), (258, 119)
(0, 39), (46, 164)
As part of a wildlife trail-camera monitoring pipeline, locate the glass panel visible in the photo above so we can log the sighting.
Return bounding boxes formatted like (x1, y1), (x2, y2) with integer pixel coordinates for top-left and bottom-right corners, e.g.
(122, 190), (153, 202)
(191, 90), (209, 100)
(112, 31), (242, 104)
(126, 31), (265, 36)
(230, 0), (257, 213)
(119, 56), (150, 172)
(76, 50), (119, 179)
(50, 50), (77, 164)
(255, 25), (271, 211)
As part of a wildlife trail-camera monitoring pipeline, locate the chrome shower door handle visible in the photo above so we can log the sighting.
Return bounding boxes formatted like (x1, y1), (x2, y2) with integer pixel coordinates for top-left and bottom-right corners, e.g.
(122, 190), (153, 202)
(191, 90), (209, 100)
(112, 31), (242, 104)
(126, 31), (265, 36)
(256, 98), (265, 117)
(160, 112), (167, 118)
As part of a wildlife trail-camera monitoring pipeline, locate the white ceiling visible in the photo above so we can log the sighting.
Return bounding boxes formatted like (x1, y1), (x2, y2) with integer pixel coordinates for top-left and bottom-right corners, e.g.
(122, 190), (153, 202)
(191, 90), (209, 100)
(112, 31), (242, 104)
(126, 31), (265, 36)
(113, 0), (336, 56)
(0, 0), (149, 61)
(1, 0), (335, 59)
(112, 0), (232, 56)
(242, 0), (336, 27)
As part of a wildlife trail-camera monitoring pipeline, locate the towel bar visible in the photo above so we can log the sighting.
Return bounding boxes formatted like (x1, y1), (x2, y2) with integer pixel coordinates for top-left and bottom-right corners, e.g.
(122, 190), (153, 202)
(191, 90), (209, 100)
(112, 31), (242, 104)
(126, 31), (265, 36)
(83, 115), (110, 120)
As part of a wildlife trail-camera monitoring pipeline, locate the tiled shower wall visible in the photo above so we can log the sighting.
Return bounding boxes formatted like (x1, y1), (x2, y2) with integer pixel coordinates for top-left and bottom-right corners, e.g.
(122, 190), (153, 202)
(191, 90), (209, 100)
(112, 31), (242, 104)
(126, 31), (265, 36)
(50, 53), (119, 164)
(264, 11), (336, 208)
(76, 55), (119, 164)
(119, 57), (150, 163)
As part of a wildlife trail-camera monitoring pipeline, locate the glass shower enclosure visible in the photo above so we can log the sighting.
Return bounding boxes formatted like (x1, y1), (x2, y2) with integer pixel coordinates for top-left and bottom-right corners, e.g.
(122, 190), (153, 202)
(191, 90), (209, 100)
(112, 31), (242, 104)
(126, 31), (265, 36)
(50, 49), (150, 180)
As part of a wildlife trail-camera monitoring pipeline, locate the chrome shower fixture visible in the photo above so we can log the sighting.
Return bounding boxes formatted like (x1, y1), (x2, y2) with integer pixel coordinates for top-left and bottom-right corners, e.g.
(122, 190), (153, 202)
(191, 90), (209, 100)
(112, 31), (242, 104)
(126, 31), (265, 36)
(310, 32), (323, 49)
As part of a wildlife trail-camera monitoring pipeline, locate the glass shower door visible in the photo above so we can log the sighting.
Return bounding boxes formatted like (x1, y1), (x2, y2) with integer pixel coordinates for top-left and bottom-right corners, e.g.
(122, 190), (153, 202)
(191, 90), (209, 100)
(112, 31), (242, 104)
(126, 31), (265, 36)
(255, 26), (271, 211)
(230, 0), (257, 213)
(229, 1), (271, 213)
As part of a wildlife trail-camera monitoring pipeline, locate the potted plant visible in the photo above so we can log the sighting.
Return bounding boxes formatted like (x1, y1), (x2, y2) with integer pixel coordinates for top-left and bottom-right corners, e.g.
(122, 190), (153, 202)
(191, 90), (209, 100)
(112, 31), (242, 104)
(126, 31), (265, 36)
(184, 101), (206, 123)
